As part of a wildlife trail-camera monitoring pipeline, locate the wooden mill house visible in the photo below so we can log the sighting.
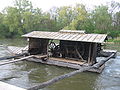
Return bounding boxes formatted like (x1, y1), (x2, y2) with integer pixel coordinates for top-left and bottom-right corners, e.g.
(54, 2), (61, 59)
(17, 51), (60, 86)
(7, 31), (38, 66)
(16, 30), (108, 73)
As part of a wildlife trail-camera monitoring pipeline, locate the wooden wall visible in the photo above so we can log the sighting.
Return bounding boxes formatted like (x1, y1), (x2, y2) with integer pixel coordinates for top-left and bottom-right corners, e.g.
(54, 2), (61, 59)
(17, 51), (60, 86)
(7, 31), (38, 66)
(60, 40), (97, 64)
(28, 38), (49, 55)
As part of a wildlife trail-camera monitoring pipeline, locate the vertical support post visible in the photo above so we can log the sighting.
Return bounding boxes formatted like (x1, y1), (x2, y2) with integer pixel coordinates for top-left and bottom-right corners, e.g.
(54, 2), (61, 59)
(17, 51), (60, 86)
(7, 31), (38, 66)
(90, 43), (97, 65)
(88, 43), (92, 64)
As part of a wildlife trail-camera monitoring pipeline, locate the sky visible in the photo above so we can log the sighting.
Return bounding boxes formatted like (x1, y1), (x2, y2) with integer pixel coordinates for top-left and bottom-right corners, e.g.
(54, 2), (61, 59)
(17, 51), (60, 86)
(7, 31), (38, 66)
(0, 0), (120, 11)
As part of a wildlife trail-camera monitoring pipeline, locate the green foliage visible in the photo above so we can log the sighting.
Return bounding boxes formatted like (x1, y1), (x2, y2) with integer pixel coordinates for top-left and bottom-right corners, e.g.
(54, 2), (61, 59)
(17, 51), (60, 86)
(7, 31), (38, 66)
(92, 5), (112, 32)
(108, 30), (120, 38)
(2, 7), (22, 38)
(64, 4), (88, 30)
(0, 0), (119, 38)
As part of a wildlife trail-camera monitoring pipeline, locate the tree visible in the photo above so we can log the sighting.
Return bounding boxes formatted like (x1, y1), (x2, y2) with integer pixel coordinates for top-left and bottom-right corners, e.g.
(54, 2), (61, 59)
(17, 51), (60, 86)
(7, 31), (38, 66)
(0, 0), (120, 38)
(56, 6), (73, 29)
(64, 4), (88, 30)
(114, 12), (120, 30)
(3, 7), (22, 37)
(92, 5), (112, 34)
(14, 0), (33, 13)
(110, 1), (120, 31)
(0, 13), (9, 38)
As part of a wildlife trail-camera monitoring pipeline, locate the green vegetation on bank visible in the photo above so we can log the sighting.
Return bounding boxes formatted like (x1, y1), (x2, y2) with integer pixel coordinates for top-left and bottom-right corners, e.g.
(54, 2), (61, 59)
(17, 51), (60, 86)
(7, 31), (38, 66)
(0, 0), (120, 38)
(107, 37), (120, 43)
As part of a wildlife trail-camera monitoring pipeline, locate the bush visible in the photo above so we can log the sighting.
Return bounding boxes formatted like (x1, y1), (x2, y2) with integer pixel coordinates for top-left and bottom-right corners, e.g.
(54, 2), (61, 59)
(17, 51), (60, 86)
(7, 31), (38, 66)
(108, 30), (120, 38)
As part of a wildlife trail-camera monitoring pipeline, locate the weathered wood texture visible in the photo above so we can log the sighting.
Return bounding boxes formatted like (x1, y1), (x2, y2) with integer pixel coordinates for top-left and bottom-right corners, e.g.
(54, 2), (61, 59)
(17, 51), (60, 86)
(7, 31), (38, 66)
(27, 57), (103, 73)
(59, 30), (85, 34)
(27, 53), (115, 90)
(0, 55), (33, 66)
(28, 66), (92, 90)
(0, 53), (28, 60)
(50, 57), (85, 65)
(60, 41), (96, 64)
(7, 46), (25, 54)
(89, 43), (97, 65)
(22, 31), (107, 43)
(29, 38), (49, 55)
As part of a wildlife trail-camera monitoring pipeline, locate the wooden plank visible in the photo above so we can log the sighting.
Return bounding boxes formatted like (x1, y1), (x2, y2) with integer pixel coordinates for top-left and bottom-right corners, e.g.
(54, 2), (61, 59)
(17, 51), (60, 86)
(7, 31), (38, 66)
(58, 33), (69, 40)
(90, 43), (97, 64)
(0, 53), (28, 60)
(51, 33), (60, 39)
(56, 33), (66, 40)
(50, 57), (85, 65)
(82, 34), (93, 42)
(7, 46), (24, 54)
(63, 33), (74, 40)
(88, 43), (92, 64)
(38, 32), (50, 38)
(37, 32), (49, 38)
(52, 33), (63, 39)
(62, 33), (71, 39)
(68, 34), (79, 41)
(99, 35), (107, 43)
(44, 32), (56, 39)
(77, 34), (88, 41)
(0, 55), (34, 66)
(93, 35), (104, 43)
(23, 31), (107, 43)
(87, 34), (98, 42)
(59, 30), (85, 34)
(75, 47), (84, 61)
(73, 34), (84, 41)
(48, 32), (57, 38)
(34, 55), (47, 58)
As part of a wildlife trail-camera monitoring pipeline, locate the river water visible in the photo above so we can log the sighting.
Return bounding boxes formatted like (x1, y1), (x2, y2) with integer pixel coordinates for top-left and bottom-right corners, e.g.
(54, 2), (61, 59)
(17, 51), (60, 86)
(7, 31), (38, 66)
(0, 39), (120, 90)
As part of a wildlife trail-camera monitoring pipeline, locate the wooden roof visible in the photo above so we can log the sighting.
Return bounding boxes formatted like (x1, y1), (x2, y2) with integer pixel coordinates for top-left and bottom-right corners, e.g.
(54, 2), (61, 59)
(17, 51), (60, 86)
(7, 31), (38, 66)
(22, 30), (107, 43)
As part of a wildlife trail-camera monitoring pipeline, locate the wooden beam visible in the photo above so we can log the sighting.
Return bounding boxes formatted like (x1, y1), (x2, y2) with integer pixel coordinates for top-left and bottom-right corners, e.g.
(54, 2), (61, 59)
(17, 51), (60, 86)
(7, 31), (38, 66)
(27, 66), (92, 90)
(75, 46), (84, 61)
(93, 53), (116, 68)
(0, 55), (34, 66)
(90, 43), (97, 65)
(27, 53), (115, 90)
(0, 53), (28, 60)
(50, 57), (85, 65)
(88, 43), (91, 64)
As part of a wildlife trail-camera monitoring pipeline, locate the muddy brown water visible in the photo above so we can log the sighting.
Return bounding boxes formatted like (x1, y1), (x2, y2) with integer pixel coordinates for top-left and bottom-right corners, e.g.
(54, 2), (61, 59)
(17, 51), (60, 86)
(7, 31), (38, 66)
(0, 39), (120, 90)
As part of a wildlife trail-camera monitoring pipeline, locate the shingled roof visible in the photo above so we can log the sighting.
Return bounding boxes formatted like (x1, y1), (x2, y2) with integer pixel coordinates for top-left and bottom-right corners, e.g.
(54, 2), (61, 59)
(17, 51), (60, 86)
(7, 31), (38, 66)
(22, 30), (107, 43)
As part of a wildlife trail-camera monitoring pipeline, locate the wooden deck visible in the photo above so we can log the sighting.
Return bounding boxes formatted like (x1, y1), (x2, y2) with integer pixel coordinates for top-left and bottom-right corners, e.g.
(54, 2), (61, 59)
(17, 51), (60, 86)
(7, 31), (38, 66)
(7, 46), (28, 55)
(27, 57), (104, 73)
(6, 46), (117, 73)
(50, 57), (87, 65)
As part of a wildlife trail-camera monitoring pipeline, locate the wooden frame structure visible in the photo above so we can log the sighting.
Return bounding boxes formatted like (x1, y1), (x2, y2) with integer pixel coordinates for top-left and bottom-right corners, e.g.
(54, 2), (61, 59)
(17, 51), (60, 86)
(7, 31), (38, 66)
(0, 30), (117, 89)
(22, 30), (107, 68)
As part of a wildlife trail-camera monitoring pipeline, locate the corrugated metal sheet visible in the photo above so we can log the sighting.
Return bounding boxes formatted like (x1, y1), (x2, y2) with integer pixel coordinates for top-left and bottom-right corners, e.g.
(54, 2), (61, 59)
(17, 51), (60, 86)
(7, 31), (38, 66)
(22, 31), (107, 43)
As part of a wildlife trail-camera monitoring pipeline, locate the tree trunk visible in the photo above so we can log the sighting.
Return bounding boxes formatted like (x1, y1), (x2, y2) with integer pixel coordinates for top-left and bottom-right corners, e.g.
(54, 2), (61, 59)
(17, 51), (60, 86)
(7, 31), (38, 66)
(28, 53), (115, 90)
(0, 53), (28, 60)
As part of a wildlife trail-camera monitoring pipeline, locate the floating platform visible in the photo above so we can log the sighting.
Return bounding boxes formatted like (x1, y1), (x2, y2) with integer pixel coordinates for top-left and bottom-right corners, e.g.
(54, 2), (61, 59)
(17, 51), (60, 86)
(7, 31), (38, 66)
(28, 56), (105, 73)
(6, 46), (116, 73)
(99, 49), (117, 58)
